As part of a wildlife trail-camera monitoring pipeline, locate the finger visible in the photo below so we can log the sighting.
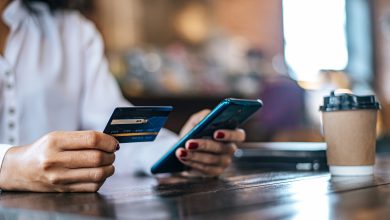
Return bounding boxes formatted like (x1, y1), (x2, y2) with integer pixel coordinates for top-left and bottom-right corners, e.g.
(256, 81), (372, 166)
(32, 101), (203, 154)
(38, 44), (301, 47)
(175, 148), (188, 161)
(47, 165), (115, 185)
(58, 150), (115, 168)
(61, 182), (104, 192)
(181, 160), (225, 177)
(214, 129), (246, 142)
(185, 140), (237, 155)
(178, 150), (232, 167)
(45, 131), (119, 153)
(179, 109), (211, 137)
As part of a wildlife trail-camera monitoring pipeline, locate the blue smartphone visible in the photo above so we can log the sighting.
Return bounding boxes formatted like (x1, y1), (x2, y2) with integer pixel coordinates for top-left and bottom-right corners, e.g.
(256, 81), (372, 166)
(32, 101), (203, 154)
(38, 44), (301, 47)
(151, 98), (263, 174)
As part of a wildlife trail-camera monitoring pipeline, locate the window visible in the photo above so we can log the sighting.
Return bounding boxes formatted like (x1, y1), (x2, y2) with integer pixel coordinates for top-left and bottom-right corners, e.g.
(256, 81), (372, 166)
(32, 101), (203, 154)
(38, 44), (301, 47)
(283, 0), (348, 83)
(283, 0), (374, 94)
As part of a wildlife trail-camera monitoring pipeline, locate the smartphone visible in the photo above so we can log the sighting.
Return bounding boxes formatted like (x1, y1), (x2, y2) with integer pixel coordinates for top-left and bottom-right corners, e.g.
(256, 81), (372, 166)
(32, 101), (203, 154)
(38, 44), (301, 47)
(151, 98), (263, 174)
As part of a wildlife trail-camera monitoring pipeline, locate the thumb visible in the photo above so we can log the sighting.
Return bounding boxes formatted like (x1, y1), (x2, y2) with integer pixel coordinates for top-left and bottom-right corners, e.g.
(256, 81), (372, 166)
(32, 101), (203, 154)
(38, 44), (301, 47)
(179, 109), (211, 137)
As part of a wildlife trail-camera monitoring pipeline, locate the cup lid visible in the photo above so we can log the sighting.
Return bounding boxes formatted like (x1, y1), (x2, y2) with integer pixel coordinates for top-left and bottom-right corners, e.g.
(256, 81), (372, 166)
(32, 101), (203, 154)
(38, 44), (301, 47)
(319, 91), (381, 112)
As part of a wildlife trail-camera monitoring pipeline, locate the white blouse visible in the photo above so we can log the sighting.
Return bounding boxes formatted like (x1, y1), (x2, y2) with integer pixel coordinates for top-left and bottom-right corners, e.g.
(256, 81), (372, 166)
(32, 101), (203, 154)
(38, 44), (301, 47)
(0, 0), (178, 175)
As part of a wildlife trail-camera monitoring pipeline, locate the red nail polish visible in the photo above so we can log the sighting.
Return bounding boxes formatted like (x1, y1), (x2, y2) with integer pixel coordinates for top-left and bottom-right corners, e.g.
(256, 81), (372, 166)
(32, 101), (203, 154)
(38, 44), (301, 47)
(216, 132), (225, 139)
(116, 144), (120, 151)
(188, 142), (199, 150)
(180, 150), (187, 158)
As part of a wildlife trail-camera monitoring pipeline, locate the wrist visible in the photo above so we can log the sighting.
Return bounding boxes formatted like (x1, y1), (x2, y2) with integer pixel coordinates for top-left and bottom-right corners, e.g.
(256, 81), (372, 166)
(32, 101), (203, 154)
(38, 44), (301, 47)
(0, 146), (26, 190)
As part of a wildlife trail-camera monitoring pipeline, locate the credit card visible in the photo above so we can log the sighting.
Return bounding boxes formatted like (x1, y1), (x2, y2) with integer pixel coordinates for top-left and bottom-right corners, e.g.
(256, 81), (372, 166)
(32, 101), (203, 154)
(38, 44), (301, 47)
(103, 106), (173, 143)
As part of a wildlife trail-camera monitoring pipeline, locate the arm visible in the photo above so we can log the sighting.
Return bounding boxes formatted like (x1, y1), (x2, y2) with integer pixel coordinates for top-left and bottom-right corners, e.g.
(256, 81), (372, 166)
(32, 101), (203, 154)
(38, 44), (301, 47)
(79, 17), (129, 130)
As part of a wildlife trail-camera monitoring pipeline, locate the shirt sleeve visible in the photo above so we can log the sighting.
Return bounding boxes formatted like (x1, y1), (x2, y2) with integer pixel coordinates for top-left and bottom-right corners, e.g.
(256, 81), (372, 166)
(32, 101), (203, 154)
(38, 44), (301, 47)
(79, 17), (130, 131)
(78, 16), (179, 175)
(0, 145), (14, 173)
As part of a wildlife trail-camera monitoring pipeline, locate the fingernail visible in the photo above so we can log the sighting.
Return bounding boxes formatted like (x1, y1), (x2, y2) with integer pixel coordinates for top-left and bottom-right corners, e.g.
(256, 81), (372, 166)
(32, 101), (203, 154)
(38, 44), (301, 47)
(188, 142), (199, 150)
(216, 132), (225, 139)
(180, 150), (187, 158)
(116, 144), (120, 151)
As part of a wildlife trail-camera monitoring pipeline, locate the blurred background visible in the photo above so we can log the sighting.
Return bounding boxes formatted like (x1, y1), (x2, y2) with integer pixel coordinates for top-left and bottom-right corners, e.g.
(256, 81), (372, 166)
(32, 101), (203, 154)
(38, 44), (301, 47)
(77, 0), (390, 142)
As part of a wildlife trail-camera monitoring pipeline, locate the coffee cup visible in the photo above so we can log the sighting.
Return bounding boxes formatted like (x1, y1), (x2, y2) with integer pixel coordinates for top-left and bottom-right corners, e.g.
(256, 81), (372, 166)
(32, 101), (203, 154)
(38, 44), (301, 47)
(319, 91), (381, 176)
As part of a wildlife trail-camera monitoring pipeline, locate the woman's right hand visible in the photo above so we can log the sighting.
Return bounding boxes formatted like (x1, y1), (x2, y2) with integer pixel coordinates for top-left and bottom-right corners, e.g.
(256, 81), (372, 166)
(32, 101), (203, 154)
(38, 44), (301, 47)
(0, 131), (118, 192)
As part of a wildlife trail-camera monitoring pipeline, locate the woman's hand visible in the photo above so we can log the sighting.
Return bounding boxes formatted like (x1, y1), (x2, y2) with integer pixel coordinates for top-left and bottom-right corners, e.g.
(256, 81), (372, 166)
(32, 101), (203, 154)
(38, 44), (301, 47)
(176, 110), (246, 177)
(0, 131), (118, 192)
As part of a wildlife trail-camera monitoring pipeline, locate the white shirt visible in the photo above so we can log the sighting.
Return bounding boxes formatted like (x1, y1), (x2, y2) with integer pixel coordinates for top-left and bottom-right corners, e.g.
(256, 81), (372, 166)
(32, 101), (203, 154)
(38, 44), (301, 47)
(0, 0), (178, 175)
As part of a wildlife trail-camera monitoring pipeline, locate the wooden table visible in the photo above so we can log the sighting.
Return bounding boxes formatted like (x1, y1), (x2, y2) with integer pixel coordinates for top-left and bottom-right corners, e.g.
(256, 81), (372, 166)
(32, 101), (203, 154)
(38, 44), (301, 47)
(1, 144), (390, 219)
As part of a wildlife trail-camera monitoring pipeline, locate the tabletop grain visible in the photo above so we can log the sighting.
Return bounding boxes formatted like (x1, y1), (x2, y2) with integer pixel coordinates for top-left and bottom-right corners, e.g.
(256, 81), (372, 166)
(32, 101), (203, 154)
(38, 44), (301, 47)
(0, 144), (390, 220)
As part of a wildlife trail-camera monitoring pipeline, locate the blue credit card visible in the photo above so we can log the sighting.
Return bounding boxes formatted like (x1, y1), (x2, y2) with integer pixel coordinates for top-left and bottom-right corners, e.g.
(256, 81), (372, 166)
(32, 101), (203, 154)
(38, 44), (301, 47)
(103, 106), (173, 143)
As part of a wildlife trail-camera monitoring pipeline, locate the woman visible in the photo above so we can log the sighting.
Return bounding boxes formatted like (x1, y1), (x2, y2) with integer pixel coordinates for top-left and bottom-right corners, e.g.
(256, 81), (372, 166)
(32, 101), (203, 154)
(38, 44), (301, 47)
(0, 0), (245, 192)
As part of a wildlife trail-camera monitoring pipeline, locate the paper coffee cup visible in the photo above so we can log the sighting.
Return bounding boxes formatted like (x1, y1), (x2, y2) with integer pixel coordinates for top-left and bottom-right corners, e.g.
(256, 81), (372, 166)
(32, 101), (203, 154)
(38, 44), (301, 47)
(320, 91), (380, 176)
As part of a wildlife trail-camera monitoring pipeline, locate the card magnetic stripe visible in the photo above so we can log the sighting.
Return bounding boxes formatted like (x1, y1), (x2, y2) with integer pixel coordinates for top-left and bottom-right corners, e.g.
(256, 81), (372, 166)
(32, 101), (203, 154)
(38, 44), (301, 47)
(111, 132), (159, 137)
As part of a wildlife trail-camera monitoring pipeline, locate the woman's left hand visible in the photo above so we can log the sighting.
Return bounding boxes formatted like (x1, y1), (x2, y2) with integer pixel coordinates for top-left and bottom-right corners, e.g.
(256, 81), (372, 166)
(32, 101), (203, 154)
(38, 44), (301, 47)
(176, 110), (246, 177)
